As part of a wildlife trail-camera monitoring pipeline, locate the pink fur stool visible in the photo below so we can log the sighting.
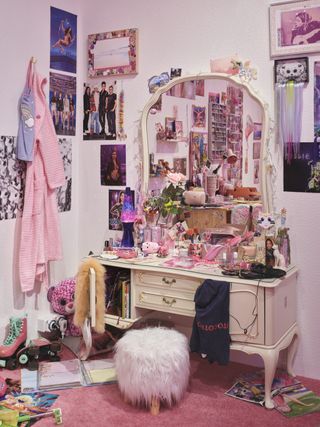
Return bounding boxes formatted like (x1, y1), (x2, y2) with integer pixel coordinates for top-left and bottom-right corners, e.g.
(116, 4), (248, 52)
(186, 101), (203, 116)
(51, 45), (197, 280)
(114, 327), (190, 415)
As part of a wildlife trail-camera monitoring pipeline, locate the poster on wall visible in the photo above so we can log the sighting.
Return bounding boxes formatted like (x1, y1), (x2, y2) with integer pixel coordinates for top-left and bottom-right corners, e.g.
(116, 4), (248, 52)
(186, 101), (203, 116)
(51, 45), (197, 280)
(314, 62), (320, 141)
(101, 144), (126, 186)
(189, 131), (208, 184)
(49, 72), (76, 136)
(284, 142), (320, 192)
(109, 189), (134, 231)
(50, 7), (77, 74)
(56, 138), (72, 212)
(83, 80), (118, 140)
(0, 136), (25, 221)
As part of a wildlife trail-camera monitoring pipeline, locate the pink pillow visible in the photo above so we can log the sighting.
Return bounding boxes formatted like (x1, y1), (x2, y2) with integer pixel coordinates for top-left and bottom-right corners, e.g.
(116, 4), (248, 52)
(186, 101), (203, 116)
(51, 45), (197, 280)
(210, 56), (238, 75)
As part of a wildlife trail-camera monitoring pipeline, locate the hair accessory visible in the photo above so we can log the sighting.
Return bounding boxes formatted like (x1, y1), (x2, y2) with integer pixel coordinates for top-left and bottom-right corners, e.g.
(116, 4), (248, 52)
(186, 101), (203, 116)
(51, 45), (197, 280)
(148, 72), (170, 93)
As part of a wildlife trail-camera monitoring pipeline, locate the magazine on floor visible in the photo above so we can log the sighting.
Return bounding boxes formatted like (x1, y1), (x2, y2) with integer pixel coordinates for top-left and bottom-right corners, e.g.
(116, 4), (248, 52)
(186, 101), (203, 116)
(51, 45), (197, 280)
(225, 369), (301, 406)
(273, 383), (320, 418)
(21, 358), (117, 392)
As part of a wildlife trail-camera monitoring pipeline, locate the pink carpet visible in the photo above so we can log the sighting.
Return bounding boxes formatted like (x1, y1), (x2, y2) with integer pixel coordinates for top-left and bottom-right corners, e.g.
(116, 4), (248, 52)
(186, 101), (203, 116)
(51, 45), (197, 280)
(2, 349), (320, 427)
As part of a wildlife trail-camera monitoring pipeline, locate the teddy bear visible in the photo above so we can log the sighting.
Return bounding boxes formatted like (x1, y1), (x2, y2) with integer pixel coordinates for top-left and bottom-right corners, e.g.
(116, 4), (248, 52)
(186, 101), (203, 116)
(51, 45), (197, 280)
(47, 278), (82, 337)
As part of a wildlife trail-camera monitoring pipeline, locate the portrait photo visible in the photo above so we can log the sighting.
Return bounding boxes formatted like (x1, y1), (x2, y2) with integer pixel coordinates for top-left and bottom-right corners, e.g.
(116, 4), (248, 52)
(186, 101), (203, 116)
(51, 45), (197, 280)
(50, 7), (77, 73)
(101, 144), (126, 186)
(49, 72), (76, 136)
(109, 189), (134, 231)
(270, 1), (320, 57)
(195, 80), (205, 96)
(83, 80), (118, 140)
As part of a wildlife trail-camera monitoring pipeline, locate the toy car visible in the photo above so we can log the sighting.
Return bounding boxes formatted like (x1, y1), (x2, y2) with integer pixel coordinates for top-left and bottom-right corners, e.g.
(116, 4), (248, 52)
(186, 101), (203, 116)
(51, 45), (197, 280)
(13, 338), (61, 371)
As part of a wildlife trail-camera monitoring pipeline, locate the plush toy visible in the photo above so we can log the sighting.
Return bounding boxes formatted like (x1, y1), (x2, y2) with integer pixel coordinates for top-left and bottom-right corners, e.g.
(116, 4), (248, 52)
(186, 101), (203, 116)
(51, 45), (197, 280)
(47, 278), (82, 337)
(142, 241), (159, 255)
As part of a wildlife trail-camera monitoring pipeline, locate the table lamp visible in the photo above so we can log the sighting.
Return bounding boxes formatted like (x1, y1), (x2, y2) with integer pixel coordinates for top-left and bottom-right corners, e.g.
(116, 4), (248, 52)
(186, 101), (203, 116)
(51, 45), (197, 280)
(121, 187), (136, 247)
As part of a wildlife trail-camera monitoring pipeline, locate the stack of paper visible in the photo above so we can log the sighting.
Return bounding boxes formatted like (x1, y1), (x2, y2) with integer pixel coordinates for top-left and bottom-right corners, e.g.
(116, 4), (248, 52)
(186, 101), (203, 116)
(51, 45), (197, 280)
(38, 359), (82, 391)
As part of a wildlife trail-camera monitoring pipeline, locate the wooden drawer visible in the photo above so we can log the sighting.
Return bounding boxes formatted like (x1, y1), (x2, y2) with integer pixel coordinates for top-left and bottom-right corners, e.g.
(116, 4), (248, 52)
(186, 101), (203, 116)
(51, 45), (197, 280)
(133, 270), (201, 293)
(135, 280), (265, 344)
(135, 285), (195, 317)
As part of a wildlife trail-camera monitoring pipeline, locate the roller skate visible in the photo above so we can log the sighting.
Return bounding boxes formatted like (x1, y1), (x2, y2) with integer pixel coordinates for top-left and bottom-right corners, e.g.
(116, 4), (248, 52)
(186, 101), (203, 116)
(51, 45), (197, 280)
(0, 317), (27, 370)
(16, 338), (61, 371)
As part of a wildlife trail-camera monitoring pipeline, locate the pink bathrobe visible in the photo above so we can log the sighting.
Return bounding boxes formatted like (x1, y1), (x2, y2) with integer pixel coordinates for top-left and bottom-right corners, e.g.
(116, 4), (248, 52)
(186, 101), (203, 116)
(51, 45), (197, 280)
(19, 71), (65, 292)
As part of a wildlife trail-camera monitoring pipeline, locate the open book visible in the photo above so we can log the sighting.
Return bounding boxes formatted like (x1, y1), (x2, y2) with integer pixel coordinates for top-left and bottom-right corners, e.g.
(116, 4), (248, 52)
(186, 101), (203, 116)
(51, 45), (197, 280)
(225, 369), (301, 406)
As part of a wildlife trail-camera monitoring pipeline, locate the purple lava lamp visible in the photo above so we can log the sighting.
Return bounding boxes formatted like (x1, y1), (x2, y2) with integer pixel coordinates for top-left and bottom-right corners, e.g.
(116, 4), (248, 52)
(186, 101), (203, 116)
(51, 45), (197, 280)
(121, 187), (136, 247)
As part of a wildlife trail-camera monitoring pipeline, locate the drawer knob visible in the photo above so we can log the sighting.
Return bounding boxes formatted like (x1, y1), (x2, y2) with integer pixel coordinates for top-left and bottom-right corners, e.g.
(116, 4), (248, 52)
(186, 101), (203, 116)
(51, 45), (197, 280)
(162, 277), (176, 286)
(162, 297), (176, 306)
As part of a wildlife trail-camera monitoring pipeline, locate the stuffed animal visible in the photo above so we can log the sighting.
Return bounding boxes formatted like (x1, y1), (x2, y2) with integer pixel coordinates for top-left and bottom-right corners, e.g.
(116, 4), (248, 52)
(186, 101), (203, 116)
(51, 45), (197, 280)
(142, 241), (159, 254)
(47, 278), (82, 337)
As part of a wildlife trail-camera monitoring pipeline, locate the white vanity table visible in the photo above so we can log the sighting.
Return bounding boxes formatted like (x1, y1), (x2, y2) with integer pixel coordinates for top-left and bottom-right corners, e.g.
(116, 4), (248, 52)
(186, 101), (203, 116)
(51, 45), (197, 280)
(85, 69), (298, 410)
(88, 256), (299, 409)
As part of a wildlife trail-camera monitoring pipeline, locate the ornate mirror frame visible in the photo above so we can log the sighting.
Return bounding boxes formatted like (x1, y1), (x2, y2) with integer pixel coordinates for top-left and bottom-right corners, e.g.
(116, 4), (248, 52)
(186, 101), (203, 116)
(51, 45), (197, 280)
(141, 73), (273, 213)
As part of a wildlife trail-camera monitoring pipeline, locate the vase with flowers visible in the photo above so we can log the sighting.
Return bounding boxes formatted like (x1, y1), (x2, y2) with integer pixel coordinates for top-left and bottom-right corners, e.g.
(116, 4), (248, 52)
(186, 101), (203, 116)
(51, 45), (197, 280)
(158, 172), (187, 224)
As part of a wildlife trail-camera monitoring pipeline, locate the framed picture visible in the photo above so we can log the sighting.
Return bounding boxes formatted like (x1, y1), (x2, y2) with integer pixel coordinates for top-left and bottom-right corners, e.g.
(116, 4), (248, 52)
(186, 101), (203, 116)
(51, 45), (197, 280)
(270, 1), (320, 57)
(192, 105), (206, 128)
(173, 157), (187, 175)
(195, 80), (205, 96)
(274, 56), (309, 84)
(88, 28), (138, 77)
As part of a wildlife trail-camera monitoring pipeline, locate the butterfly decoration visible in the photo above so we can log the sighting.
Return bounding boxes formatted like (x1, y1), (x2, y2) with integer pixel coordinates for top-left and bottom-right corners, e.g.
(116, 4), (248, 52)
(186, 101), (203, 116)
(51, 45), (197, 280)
(148, 72), (170, 93)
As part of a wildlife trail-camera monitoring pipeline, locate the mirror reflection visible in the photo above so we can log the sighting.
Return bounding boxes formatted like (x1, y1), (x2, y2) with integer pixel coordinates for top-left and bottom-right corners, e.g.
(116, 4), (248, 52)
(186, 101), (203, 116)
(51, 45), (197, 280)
(146, 76), (265, 206)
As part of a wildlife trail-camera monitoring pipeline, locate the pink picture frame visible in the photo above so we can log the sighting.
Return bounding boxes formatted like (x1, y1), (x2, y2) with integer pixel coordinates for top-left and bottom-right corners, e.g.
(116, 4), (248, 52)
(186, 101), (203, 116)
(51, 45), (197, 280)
(88, 28), (138, 77)
(270, 1), (320, 57)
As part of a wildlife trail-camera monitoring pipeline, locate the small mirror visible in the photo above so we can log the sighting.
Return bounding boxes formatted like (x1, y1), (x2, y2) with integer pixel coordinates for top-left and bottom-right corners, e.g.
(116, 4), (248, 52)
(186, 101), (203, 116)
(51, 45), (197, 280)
(141, 73), (271, 212)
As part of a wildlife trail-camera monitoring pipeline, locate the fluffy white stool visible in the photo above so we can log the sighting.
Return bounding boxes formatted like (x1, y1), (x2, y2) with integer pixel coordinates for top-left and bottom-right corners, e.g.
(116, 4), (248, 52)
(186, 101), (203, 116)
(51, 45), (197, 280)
(114, 327), (190, 415)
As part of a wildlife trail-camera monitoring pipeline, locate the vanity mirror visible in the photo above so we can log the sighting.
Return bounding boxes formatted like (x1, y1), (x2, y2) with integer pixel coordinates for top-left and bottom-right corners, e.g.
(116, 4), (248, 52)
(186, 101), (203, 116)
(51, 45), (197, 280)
(141, 73), (272, 213)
